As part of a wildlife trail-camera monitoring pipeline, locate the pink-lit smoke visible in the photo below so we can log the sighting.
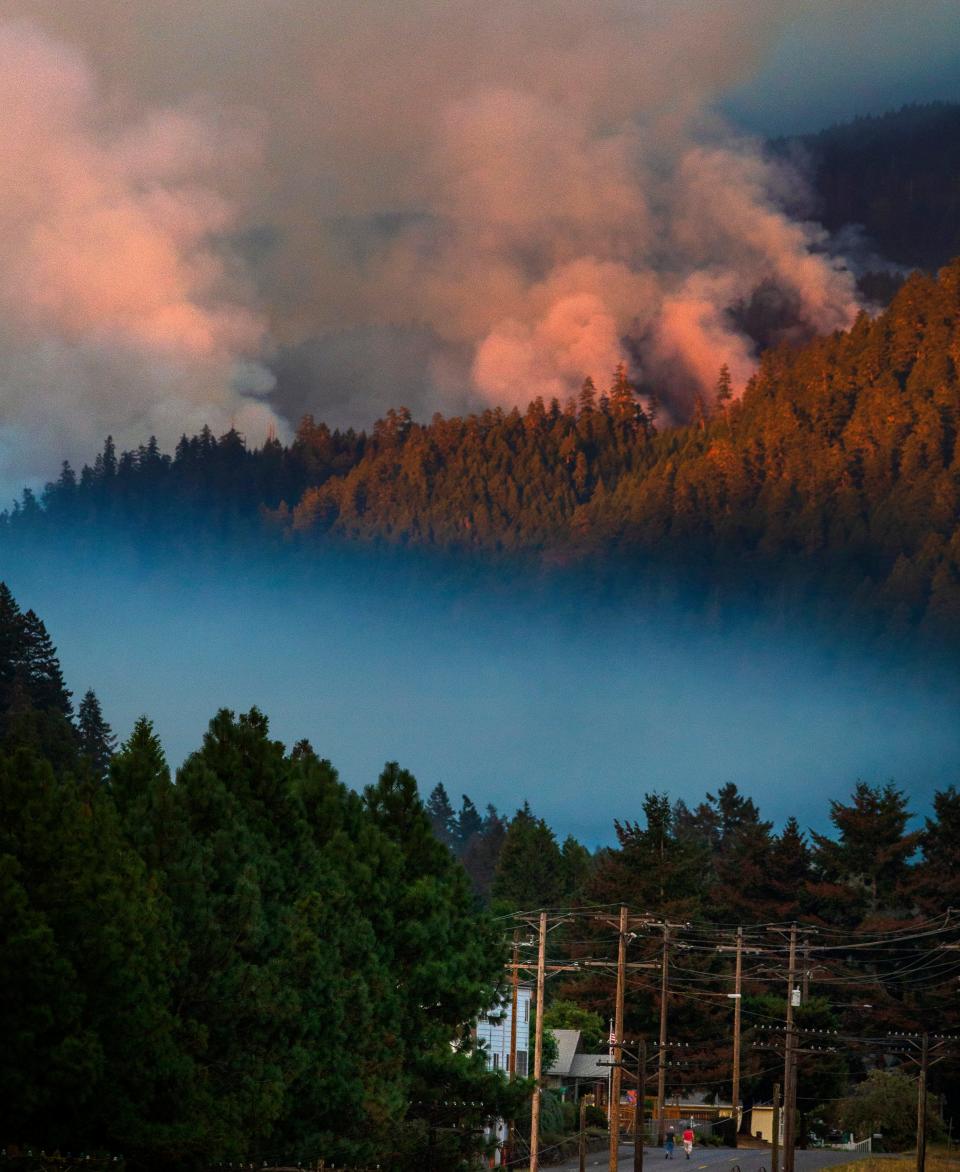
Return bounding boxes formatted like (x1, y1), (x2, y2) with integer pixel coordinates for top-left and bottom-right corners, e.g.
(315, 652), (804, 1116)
(0, 20), (281, 489)
(2, 1), (942, 486)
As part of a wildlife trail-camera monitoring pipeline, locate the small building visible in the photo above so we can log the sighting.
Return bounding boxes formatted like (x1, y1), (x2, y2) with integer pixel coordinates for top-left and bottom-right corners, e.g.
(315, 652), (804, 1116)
(746, 1102), (782, 1145)
(545, 1029), (610, 1104)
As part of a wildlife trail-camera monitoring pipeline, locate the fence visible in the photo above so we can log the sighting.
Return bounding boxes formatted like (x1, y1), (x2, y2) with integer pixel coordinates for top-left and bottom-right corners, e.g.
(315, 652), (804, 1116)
(830, 1138), (872, 1155)
(616, 1115), (733, 1143)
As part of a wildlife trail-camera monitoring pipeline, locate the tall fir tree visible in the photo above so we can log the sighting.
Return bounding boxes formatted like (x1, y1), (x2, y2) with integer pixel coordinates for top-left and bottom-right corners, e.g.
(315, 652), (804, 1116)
(425, 781), (457, 848)
(77, 689), (116, 781)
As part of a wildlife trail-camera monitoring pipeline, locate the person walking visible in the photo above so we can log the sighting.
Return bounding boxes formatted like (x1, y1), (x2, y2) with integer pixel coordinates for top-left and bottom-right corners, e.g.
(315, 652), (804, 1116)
(682, 1124), (695, 1159)
(665, 1127), (675, 1159)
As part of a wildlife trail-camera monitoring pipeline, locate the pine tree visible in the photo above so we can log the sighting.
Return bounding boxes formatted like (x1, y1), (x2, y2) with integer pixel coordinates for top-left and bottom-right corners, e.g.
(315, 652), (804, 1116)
(912, 785), (960, 912)
(19, 609), (73, 718)
(491, 802), (565, 911)
(609, 362), (639, 428)
(0, 745), (188, 1159)
(714, 363), (733, 412)
(811, 782), (919, 917)
(426, 781), (457, 848)
(460, 804), (507, 903)
(77, 689), (116, 781)
(363, 762), (522, 1170)
(0, 582), (23, 716)
(578, 376), (598, 417)
(456, 793), (484, 850)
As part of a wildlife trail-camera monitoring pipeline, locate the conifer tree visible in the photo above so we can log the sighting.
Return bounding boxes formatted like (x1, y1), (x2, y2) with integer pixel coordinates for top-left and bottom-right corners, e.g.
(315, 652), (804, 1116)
(460, 804), (507, 902)
(363, 762), (522, 1170)
(426, 781), (457, 848)
(912, 785), (960, 912)
(0, 582), (23, 715)
(578, 376), (598, 416)
(77, 689), (116, 781)
(491, 801), (565, 910)
(19, 609), (73, 718)
(811, 782), (919, 917)
(456, 793), (484, 849)
(714, 363), (733, 412)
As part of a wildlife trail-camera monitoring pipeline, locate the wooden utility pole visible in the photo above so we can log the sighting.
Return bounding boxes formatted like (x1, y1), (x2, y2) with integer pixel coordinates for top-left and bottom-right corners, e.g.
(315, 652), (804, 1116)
(634, 1039), (647, 1172)
(917, 1032), (929, 1172)
(580, 1096), (589, 1172)
(783, 925), (799, 1172)
(655, 924), (670, 1145)
(731, 926), (743, 1149)
(531, 910), (547, 1172)
(506, 929), (520, 1168)
(610, 905), (628, 1172)
(509, 930), (520, 1078)
(771, 1083), (781, 1172)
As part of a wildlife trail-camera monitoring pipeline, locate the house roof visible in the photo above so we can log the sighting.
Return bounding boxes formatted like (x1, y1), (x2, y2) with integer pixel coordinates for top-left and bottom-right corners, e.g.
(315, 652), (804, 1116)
(568, 1053), (609, 1080)
(547, 1029), (581, 1076)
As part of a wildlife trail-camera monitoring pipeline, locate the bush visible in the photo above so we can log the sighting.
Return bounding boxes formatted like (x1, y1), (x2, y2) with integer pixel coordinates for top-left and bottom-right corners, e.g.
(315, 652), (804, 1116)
(585, 1105), (608, 1128)
(836, 1070), (946, 1150)
(539, 1089), (566, 1137)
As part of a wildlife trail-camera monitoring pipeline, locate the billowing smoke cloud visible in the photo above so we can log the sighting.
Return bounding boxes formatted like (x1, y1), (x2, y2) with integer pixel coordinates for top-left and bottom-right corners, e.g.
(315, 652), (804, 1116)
(2, 0), (950, 485)
(0, 20), (283, 490)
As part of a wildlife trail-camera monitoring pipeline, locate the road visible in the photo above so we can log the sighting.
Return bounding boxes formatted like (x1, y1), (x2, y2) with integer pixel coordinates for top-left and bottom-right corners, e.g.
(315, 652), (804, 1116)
(549, 1145), (873, 1172)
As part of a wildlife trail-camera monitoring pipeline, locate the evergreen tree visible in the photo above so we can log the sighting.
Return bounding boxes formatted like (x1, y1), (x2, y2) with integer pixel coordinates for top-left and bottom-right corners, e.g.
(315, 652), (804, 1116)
(559, 834), (592, 900)
(455, 793), (484, 850)
(912, 785), (960, 912)
(593, 792), (705, 915)
(491, 802), (566, 911)
(77, 689), (116, 781)
(460, 804), (507, 903)
(0, 746), (188, 1162)
(19, 609), (73, 718)
(714, 363), (733, 412)
(363, 762), (523, 1171)
(426, 781), (457, 848)
(768, 816), (814, 918)
(0, 582), (23, 717)
(811, 782), (919, 918)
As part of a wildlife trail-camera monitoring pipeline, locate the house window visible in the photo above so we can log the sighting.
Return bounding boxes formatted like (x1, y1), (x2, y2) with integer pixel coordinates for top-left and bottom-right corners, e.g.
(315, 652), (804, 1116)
(515, 1050), (528, 1077)
(523, 1000), (529, 1023)
(492, 1052), (501, 1071)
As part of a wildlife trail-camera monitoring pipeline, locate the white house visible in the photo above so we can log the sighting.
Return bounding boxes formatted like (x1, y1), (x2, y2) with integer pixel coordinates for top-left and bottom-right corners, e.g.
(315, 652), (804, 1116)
(476, 982), (532, 1076)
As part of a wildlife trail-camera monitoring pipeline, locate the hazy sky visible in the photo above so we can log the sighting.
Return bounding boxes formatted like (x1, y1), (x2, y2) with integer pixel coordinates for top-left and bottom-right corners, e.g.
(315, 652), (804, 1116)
(1, 2), (958, 492)
(724, 2), (960, 133)
(6, 542), (959, 848)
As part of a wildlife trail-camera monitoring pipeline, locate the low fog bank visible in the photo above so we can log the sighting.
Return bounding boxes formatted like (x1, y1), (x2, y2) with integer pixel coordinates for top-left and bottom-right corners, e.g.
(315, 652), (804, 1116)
(5, 532), (958, 847)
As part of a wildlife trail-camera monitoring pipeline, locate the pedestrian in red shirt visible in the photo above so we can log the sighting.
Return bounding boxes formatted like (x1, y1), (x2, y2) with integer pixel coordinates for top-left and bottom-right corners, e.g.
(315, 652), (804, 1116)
(682, 1125), (695, 1159)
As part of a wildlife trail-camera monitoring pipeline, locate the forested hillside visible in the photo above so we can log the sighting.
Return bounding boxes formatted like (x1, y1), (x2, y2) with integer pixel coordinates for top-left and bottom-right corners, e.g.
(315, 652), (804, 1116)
(9, 260), (960, 641)
(782, 102), (960, 271)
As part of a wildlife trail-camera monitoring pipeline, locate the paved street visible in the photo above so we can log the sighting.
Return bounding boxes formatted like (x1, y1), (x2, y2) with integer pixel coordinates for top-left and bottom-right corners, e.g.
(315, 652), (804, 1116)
(549, 1144), (874, 1172)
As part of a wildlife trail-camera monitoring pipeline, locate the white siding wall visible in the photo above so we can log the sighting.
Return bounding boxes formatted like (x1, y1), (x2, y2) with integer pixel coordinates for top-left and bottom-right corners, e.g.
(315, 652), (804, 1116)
(476, 986), (532, 1076)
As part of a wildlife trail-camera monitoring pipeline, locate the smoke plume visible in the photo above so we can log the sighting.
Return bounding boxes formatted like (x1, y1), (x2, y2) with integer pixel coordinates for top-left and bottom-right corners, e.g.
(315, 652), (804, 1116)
(2, 0), (950, 486)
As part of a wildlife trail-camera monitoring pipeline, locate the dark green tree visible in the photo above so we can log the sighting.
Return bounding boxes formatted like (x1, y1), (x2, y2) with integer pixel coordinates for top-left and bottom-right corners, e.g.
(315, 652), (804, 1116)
(456, 793), (484, 849)
(77, 689), (116, 781)
(426, 781), (457, 848)
(363, 762), (523, 1171)
(491, 802), (566, 911)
